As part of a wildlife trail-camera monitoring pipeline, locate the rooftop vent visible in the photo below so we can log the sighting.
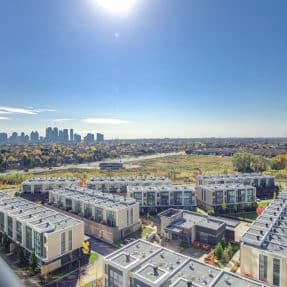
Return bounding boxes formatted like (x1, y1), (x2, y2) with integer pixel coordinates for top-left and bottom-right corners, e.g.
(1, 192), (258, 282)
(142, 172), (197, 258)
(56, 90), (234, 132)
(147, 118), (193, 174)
(187, 281), (193, 287)
(125, 254), (130, 263)
(153, 266), (159, 276)
(260, 230), (264, 235)
(265, 223), (269, 228)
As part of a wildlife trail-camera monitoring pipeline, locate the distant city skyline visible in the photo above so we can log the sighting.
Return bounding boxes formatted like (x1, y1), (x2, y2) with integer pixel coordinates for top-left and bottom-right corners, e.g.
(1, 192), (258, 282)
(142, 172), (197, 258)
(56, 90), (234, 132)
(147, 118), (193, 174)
(0, 126), (104, 144)
(1, 1), (287, 138)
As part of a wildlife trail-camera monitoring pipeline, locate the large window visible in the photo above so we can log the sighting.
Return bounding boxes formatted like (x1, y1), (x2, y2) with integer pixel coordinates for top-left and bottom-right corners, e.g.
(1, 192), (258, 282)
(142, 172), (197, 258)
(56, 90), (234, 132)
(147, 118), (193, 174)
(65, 198), (72, 210)
(146, 192), (156, 206)
(226, 190), (236, 204)
(160, 192), (169, 206)
(0, 212), (4, 232)
(74, 201), (81, 214)
(173, 191), (182, 205)
(95, 207), (103, 223)
(26, 226), (33, 250)
(259, 254), (268, 282)
(133, 192), (143, 204)
(16, 221), (22, 243)
(108, 267), (123, 287)
(273, 258), (280, 286)
(34, 231), (44, 257)
(7, 216), (13, 238)
(106, 210), (116, 227)
(68, 230), (72, 251)
(61, 232), (66, 254)
(84, 204), (92, 219)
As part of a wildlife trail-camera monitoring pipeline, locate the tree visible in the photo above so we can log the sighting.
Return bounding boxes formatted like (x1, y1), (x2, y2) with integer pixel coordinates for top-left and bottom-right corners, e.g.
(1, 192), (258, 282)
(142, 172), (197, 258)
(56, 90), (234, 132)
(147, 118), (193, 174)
(2, 233), (10, 251)
(215, 243), (223, 260)
(13, 243), (24, 263)
(29, 250), (38, 272)
(227, 243), (233, 259)
(222, 248), (230, 264)
(271, 155), (287, 170)
(232, 153), (269, 173)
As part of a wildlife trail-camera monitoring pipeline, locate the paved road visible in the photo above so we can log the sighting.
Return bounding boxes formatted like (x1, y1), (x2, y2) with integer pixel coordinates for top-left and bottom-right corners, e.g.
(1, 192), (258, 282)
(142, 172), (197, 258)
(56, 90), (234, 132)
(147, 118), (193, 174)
(89, 238), (118, 256)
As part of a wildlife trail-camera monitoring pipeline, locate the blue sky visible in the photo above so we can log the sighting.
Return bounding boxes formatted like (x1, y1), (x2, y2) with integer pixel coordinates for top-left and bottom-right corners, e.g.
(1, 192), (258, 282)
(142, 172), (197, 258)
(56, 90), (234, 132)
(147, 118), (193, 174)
(0, 0), (287, 138)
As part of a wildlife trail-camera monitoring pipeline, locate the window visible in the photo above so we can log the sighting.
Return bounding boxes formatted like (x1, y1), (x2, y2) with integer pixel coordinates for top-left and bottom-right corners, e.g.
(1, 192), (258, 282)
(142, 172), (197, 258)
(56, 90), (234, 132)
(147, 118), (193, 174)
(133, 192), (143, 204)
(146, 192), (156, 206)
(65, 198), (72, 210)
(95, 207), (103, 223)
(68, 230), (72, 251)
(108, 268), (123, 287)
(61, 232), (66, 254)
(26, 226), (33, 250)
(273, 258), (280, 286)
(106, 210), (116, 227)
(130, 208), (133, 224)
(84, 204), (92, 219)
(0, 212), (4, 232)
(74, 201), (81, 214)
(173, 191), (182, 205)
(34, 231), (44, 257)
(16, 221), (22, 243)
(160, 192), (169, 206)
(7, 216), (13, 238)
(259, 254), (268, 282)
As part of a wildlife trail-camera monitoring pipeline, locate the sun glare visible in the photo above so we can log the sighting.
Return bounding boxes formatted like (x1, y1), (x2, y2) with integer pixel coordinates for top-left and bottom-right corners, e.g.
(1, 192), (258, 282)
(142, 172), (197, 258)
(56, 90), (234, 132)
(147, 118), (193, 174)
(96, 0), (136, 14)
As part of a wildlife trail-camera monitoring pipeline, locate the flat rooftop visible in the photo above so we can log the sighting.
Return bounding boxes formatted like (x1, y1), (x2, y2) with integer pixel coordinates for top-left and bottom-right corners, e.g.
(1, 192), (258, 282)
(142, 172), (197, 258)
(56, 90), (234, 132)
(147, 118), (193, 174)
(105, 239), (269, 287)
(197, 173), (274, 180)
(0, 196), (82, 234)
(198, 184), (255, 191)
(128, 185), (195, 192)
(87, 176), (171, 183)
(50, 187), (137, 209)
(22, 177), (80, 184)
(241, 196), (287, 256)
(160, 209), (225, 232)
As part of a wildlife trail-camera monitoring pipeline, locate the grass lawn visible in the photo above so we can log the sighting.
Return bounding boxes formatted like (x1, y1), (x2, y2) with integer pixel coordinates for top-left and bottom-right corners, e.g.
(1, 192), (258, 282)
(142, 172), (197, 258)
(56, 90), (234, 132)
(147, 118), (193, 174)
(142, 226), (154, 238)
(257, 200), (272, 209)
(236, 212), (258, 222)
(11, 155), (234, 184)
(197, 208), (208, 216)
(89, 251), (99, 264)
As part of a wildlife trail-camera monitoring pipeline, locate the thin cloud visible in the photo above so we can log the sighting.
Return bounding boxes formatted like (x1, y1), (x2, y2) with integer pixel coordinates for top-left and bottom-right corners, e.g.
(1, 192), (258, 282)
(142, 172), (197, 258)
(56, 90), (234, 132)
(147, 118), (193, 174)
(0, 106), (56, 115)
(48, 118), (77, 122)
(82, 118), (129, 124)
(0, 116), (10, 120)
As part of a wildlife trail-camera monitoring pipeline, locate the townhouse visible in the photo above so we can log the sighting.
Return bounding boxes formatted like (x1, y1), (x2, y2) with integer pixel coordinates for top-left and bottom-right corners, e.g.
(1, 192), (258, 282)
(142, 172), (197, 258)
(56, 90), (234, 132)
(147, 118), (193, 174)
(127, 185), (197, 214)
(48, 187), (141, 243)
(0, 193), (85, 275)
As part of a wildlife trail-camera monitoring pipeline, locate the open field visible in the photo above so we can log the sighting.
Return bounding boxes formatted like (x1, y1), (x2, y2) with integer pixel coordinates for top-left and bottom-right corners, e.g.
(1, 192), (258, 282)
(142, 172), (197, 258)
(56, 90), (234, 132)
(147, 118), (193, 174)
(0, 154), (286, 188)
(7, 155), (234, 185)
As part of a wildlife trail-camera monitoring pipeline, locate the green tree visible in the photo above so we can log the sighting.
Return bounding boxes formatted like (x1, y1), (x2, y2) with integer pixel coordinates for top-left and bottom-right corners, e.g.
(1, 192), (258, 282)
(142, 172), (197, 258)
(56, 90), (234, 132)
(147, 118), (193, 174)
(227, 243), (233, 259)
(271, 155), (287, 170)
(222, 248), (230, 264)
(2, 233), (10, 251)
(215, 243), (223, 260)
(13, 243), (24, 263)
(29, 250), (38, 272)
(232, 153), (269, 173)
